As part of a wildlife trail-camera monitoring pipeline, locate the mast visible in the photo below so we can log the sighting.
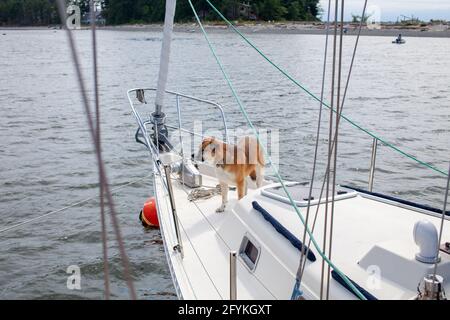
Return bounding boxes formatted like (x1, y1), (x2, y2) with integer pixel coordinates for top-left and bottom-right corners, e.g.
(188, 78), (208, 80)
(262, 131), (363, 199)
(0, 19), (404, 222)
(153, 0), (177, 130)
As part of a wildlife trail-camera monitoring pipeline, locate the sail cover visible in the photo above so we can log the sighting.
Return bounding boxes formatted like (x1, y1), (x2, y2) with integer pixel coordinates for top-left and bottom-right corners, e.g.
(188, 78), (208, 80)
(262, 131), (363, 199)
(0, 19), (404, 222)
(155, 0), (177, 116)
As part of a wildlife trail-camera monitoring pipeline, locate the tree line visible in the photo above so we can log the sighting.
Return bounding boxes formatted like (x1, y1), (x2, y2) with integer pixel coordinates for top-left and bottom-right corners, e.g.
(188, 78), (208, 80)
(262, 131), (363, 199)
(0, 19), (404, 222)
(104, 0), (320, 24)
(0, 0), (320, 26)
(0, 0), (90, 26)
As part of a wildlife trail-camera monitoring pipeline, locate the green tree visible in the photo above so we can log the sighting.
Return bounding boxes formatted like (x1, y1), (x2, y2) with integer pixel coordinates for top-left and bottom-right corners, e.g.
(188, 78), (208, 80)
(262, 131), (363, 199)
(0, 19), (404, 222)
(256, 0), (287, 20)
(0, 0), (61, 26)
(0, 0), (320, 26)
(286, 1), (307, 20)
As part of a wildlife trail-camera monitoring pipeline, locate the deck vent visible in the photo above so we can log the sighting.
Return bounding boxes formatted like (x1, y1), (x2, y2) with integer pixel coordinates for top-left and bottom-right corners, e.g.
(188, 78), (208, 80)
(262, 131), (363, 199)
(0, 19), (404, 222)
(413, 220), (440, 264)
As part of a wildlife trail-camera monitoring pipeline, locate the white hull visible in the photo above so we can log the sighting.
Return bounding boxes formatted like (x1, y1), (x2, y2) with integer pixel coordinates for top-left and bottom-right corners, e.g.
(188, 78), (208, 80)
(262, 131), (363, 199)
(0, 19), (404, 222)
(152, 156), (450, 300)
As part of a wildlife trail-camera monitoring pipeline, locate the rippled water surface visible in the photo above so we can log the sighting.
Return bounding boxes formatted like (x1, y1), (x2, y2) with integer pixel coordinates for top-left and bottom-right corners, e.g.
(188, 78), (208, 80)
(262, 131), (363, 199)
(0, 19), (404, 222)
(0, 29), (449, 299)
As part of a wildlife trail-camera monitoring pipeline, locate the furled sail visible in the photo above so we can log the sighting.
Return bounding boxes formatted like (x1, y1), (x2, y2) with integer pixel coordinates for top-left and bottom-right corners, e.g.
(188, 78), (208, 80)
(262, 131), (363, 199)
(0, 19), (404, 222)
(154, 0), (177, 117)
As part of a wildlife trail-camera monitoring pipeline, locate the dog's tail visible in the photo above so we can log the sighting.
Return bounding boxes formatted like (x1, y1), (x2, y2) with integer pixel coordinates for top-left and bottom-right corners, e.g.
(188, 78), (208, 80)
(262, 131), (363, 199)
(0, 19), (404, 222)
(256, 142), (265, 167)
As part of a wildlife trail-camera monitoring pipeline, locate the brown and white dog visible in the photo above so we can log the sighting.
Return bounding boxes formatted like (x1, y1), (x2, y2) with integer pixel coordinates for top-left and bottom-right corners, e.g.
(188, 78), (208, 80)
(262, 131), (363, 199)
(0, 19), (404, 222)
(195, 136), (265, 212)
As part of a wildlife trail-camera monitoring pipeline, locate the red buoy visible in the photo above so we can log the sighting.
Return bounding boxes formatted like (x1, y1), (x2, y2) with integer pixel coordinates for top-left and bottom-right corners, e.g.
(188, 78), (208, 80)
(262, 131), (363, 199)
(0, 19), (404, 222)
(139, 197), (159, 228)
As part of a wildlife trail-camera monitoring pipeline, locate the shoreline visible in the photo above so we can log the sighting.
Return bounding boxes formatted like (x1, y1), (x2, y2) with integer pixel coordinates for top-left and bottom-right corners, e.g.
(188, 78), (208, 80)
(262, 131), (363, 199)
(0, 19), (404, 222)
(2, 23), (450, 38)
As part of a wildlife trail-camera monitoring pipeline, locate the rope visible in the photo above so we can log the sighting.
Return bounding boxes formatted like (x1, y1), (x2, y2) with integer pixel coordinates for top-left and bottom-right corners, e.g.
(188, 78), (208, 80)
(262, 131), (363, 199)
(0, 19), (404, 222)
(204, 0), (448, 178)
(297, 0), (332, 290)
(291, 279), (304, 300)
(188, 0), (367, 300)
(299, 0), (369, 288)
(0, 174), (152, 236)
(54, 0), (137, 299)
(188, 184), (222, 201)
(320, 0), (340, 299)
(326, 0), (346, 300)
(89, 0), (110, 300)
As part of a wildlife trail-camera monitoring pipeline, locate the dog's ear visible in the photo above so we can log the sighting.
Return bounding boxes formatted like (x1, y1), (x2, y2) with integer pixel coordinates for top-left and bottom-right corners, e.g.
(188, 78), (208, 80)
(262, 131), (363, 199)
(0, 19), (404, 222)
(201, 136), (216, 149)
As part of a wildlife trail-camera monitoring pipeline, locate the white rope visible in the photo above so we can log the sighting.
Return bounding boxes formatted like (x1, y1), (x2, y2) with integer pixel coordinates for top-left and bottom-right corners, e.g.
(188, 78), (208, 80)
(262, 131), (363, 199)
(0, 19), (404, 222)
(0, 174), (152, 235)
(187, 184), (222, 201)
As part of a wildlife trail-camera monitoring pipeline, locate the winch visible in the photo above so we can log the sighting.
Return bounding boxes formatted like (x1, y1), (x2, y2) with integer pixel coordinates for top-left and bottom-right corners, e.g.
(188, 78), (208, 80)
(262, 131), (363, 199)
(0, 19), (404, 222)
(172, 160), (202, 188)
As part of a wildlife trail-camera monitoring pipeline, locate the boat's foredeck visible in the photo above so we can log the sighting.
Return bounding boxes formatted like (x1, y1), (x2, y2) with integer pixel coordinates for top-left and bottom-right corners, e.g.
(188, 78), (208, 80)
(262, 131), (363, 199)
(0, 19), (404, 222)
(155, 170), (276, 299)
(154, 161), (450, 300)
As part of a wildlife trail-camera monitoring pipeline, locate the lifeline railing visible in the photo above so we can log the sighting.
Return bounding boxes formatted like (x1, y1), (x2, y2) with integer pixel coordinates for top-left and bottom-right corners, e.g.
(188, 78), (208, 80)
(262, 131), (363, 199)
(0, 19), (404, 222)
(127, 87), (229, 145)
(127, 87), (230, 184)
(127, 87), (230, 257)
(368, 137), (378, 192)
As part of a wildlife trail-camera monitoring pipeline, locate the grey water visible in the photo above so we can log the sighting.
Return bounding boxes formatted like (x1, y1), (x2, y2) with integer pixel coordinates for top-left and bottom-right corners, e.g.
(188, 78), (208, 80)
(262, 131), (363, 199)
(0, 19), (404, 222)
(0, 29), (449, 299)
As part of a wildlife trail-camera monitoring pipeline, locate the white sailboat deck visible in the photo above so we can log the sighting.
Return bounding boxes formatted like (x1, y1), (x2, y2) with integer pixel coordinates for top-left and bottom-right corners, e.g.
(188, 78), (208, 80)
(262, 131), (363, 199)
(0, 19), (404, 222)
(122, 0), (450, 301)
(153, 158), (450, 300)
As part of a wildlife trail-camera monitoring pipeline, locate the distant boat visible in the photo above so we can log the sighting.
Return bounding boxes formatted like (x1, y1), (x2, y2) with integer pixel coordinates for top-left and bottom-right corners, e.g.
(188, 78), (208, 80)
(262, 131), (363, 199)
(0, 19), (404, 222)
(392, 34), (406, 44)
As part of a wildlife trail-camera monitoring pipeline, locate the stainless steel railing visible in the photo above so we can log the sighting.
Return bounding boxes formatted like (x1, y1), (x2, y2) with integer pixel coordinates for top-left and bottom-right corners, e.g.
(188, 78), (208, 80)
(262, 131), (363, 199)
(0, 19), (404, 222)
(127, 87), (229, 144)
(163, 164), (184, 257)
(368, 137), (378, 192)
(127, 88), (231, 259)
(229, 251), (237, 300)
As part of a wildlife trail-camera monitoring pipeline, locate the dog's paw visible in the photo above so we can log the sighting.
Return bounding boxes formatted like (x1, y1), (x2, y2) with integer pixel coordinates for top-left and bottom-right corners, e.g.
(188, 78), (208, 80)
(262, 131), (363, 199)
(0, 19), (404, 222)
(215, 204), (226, 213)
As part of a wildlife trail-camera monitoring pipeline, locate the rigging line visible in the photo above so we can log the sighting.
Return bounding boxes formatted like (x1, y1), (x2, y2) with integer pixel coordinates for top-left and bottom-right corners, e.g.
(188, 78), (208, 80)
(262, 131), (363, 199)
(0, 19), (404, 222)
(298, 0), (368, 283)
(0, 174), (152, 236)
(204, 0), (447, 178)
(321, 0), (339, 300)
(188, 0), (366, 300)
(55, 0), (136, 300)
(432, 161), (450, 280)
(297, 0), (332, 287)
(89, 0), (110, 300)
(327, 0), (346, 300)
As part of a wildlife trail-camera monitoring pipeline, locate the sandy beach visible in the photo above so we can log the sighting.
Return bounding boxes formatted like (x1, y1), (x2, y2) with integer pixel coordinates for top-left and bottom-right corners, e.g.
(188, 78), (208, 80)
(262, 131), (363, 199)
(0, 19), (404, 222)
(101, 22), (450, 38)
(1, 22), (450, 38)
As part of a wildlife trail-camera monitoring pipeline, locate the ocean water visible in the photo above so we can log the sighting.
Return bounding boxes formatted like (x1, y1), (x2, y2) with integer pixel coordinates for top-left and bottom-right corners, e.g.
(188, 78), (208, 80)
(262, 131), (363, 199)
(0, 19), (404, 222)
(0, 29), (449, 299)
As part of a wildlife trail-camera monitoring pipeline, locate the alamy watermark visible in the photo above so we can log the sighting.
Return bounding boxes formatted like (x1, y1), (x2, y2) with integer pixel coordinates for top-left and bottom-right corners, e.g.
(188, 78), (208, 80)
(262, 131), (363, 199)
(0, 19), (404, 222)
(66, 5), (81, 30)
(66, 265), (81, 290)
(365, 265), (382, 290)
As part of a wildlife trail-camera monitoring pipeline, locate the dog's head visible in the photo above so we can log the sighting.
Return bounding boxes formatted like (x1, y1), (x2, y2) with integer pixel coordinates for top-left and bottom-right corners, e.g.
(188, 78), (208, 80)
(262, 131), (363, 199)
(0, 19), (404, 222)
(194, 137), (220, 164)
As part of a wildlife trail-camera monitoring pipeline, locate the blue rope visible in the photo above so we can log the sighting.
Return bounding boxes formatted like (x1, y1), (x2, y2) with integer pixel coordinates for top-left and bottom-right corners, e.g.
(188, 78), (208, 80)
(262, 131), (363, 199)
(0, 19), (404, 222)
(291, 279), (304, 300)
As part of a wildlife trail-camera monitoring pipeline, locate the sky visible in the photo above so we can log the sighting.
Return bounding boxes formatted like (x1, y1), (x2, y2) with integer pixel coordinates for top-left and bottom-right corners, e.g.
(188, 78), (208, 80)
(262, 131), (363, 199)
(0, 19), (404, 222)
(319, 0), (450, 22)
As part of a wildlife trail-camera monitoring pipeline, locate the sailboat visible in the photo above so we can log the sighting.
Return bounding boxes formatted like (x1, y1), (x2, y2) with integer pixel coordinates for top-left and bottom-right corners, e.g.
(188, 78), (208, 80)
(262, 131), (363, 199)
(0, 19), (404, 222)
(128, 0), (449, 300)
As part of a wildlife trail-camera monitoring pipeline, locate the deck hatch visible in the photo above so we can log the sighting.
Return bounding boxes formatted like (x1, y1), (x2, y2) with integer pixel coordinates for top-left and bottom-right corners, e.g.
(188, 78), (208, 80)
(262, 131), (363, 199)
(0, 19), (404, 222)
(261, 182), (357, 207)
(239, 233), (261, 272)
